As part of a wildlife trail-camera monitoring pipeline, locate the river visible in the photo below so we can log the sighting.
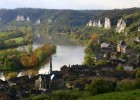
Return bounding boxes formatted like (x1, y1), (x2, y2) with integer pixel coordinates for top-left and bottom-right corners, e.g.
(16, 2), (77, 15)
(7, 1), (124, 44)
(34, 44), (85, 74)
(0, 44), (85, 81)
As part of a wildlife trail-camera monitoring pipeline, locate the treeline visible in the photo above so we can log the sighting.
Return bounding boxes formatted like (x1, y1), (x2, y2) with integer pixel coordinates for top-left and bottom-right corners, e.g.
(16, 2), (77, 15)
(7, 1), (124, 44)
(0, 8), (140, 32)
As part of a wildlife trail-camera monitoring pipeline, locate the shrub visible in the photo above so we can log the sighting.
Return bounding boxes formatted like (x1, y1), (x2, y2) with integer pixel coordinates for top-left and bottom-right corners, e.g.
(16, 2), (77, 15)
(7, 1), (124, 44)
(85, 79), (117, 95)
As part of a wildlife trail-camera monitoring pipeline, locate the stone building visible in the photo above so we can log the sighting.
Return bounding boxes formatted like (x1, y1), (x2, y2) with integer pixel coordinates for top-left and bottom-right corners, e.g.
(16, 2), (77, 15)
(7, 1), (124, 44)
(138, 26), (140, 32)
(117, 40), (131, 54)
(101, 42), (112, 53)
(35, 75), (49, 90)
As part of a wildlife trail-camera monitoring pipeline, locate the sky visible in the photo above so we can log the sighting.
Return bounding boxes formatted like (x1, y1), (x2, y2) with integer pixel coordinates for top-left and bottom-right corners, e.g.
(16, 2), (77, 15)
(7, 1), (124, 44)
(0, 0), (140, 10)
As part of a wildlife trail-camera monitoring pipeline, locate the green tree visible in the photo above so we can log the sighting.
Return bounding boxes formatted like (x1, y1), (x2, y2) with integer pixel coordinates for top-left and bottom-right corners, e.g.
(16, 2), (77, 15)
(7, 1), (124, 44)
(85, 79), (117, 95)
(4, 58), (9, 70)
(136, 68), (140, 78)
(116, 64), (124, 71)
(50, 44), (56, 54)
(84, 47), (95, 66)
(96, 59), (108, 66)
(27, 44), (33, 55)
(117, 79), (139, 91)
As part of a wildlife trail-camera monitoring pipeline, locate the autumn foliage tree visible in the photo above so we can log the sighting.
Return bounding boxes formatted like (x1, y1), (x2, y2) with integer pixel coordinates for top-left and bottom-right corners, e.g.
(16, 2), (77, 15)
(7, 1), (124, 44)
(20, 44), (56, 68)
(90, 34), (100, 44)
(20, 53), (38, 68)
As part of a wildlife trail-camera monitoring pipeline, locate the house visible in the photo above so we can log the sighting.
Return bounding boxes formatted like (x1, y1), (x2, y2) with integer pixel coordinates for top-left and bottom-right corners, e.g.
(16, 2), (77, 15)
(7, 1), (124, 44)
(123, 66), (134, 71)
(60, 65), (70, 76)
(101, 42), (112, 53)
(134, 37), (140, 43)
(117, 40), (131, 54)
(35, 72), (62, 91)
(138, 26), (140, 32)
(35, 74), (49, 91)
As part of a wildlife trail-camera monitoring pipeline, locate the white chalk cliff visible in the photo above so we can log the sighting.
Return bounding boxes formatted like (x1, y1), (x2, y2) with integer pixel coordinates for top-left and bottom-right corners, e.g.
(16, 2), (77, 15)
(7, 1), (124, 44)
(98, 20), (102, 27)
(35, 19), (41, 25)
(104, 17), (111, 29)
(93, 21), (98, 27)
(87, 20), (102, 27)
(116, 19), (126, 33)
(16, 15), (25, 21)
(26, 16), (30, 21)
(87, 20), (93, 26)
(48, 19), (52, 23)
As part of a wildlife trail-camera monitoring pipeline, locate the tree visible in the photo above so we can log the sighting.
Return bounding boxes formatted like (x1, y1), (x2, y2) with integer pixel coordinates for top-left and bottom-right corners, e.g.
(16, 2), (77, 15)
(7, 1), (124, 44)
(120, 53), (127, 60)
(20, 53), (39, 68)
(136, 68), (140, 78)
(96, 59), (108, 66)
(84, 48), (95, 66)
(117, 79), (140, 91)
(20, 54), (30, 67)
(50, 44), (56, 54)
(90, 34), (100, 44)
(85, 79), (117, 95)
(27, 44), (33, 55)
(116, 64), (124, 71)
(4, 58), (8, 70)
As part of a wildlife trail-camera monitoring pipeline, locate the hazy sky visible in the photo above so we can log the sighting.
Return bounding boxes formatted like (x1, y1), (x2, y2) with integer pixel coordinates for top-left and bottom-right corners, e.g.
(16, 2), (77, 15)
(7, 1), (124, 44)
(0, 0), (140, 10)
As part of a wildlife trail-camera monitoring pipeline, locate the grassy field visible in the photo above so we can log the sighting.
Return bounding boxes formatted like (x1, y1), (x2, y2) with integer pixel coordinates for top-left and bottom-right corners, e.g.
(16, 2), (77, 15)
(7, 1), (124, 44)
(0, 31), (9, 36)
(25, 89), (140, 100)
(83, 89), (140, 100)
(4, 37), (24, 43)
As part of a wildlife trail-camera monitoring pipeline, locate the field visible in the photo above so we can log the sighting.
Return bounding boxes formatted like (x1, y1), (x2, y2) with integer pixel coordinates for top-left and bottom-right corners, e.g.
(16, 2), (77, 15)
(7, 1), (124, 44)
(84, 89), (140, 100)
(25, 89), (140, 100)
(4, 37), (25, 44)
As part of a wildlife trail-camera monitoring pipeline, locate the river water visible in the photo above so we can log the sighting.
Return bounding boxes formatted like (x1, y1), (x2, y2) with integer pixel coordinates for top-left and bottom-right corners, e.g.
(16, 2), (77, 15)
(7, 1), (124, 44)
(0, 44), (85, 81)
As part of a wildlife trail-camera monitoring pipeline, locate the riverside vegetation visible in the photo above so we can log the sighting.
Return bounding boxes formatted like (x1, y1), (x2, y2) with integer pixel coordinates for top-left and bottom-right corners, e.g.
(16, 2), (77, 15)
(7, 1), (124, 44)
(0, 28), (56, 71)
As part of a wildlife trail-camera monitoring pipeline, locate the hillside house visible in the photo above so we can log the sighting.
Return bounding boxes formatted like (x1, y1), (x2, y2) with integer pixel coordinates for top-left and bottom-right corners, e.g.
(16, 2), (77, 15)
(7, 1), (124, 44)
(138, 26), (140, 31)
(35, 75), (49, 91)
(101, 42), (112, 53)
(123, 65), (134, 71)
(117, 40), (131, 54)
(134, 37), (140, 43)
